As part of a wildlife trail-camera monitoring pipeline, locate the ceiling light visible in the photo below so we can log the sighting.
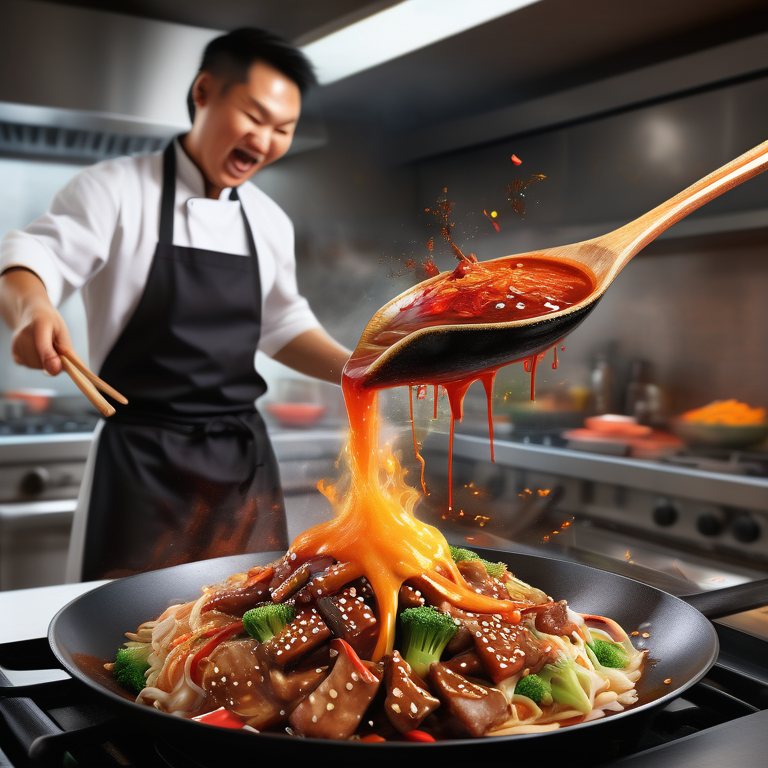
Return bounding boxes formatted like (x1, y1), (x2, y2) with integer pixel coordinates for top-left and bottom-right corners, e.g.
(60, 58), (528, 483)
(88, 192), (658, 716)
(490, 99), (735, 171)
(301, 0), (542, 85)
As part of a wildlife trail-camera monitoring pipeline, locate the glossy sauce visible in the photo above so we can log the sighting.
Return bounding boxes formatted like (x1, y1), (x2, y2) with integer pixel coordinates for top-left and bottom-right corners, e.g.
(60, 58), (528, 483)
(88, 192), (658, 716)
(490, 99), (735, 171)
(369, 256), (594, 350)
(289, 256), (595, 660)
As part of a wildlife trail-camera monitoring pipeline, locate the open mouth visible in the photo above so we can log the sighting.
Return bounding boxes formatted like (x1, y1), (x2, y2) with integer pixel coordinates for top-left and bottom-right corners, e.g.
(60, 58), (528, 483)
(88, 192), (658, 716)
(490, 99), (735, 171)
(229, 147), (261, 175)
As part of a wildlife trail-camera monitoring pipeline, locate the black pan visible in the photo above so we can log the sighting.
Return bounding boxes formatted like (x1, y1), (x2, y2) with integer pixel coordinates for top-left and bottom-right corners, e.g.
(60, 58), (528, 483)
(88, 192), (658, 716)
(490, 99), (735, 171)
(47, 549), (768, 761)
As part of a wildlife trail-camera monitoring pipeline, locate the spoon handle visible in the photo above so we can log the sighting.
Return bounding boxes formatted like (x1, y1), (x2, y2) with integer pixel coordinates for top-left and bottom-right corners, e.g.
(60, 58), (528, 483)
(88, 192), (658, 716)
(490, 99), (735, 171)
(600, 139), (768, 272)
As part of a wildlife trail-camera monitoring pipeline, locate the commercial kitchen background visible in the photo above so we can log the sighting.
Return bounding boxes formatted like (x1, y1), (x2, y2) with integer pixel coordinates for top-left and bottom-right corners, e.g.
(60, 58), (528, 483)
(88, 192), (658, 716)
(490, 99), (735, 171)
(1, 0), (768, 592)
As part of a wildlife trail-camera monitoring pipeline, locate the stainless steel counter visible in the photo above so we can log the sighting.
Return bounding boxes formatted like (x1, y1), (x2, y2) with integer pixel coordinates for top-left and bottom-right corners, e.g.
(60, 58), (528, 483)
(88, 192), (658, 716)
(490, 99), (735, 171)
(445, 433), (768, 512)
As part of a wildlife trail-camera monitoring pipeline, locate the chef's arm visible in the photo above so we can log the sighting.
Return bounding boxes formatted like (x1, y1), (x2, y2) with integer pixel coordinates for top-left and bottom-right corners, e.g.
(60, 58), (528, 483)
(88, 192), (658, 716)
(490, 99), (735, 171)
(0, 267), (73, 376)
(271, 328), (351, 385)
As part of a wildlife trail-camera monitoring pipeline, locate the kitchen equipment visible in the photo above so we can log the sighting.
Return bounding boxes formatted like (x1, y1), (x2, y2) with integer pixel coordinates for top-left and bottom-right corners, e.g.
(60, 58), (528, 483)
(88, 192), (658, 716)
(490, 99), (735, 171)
(266, 402), (326, 428)
(624, 360), (663, 425)
(672, 419), (768, 449)
(56, 348), (128, 418)
(0, 399), (27, 421)
(44, 549), (768, 759)
(591, 355), (615, 415)
(564, 416), (682, 459)
(584, 415), (651, 437)
(356, 140), (768, 389)
(3, 390), (55, 414)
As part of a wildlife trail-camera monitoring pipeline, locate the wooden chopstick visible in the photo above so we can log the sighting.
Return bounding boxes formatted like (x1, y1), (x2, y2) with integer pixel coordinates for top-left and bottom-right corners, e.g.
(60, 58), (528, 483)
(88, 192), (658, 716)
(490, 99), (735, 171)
(58, 348), (129, 405)
(60, 356), (116, 417)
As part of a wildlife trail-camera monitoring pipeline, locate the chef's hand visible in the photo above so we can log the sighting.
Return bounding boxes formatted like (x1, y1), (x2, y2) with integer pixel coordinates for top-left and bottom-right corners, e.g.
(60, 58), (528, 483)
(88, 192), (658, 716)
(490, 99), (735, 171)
(0, 267), (73, 376)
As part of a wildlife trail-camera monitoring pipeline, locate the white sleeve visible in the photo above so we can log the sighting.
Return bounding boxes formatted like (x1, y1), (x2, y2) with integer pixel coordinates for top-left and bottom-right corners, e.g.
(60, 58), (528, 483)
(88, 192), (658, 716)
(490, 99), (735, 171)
(0, 164), (119, 307)
(257, 216), (321, 357)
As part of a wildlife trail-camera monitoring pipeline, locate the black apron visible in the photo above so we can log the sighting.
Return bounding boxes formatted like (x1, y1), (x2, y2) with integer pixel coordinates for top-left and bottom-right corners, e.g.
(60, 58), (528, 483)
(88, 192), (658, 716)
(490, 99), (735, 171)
(80, 141), (288, 581)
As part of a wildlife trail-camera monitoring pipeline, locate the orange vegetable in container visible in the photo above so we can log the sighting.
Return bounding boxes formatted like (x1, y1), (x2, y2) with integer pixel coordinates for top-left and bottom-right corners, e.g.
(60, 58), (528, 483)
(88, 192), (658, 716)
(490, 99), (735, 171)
(681, 400), (766, 426)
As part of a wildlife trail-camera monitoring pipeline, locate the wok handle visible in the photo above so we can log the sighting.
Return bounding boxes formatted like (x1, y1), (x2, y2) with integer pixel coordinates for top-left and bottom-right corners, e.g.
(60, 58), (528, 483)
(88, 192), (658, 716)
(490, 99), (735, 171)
(0, 669), (64, 757)
(680, 577), (768, 620)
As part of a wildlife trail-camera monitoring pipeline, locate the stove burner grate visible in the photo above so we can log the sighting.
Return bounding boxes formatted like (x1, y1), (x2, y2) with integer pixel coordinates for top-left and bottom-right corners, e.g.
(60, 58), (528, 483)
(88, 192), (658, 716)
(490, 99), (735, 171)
(0, 413), (99, 437)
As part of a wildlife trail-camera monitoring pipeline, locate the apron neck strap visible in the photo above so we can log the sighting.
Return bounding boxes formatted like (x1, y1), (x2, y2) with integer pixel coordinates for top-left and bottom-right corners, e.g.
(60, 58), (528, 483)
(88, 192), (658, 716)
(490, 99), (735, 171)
(159, 140), (177, 245)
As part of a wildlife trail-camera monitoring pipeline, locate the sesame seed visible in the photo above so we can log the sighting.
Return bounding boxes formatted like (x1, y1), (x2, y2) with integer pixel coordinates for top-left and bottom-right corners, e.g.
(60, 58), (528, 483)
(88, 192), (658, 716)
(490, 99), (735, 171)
(327, 703), (335, 711)
(346, 683), (354, 691)
(391, 703), (401, 713)
(330, 689), (338, 699)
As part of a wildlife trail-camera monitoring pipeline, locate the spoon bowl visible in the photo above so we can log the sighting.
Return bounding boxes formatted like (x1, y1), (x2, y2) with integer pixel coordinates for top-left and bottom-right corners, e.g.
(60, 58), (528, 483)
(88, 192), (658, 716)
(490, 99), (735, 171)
(355, 140), (768, 389)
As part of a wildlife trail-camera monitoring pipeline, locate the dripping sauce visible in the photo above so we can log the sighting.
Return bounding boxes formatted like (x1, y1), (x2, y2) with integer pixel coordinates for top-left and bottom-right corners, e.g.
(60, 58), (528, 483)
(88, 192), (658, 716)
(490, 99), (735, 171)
(289, 255), (595, 660)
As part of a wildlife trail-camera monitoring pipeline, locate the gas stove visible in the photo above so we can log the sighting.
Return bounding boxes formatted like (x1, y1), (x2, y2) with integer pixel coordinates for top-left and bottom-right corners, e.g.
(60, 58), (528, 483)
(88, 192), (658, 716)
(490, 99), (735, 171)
(0, 580), (767, 766)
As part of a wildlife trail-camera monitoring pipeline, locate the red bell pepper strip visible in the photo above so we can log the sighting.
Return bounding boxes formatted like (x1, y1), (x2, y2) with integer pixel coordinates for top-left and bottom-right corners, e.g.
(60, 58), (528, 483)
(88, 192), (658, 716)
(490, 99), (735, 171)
(360, 734), (387, 743)
(330, 638), (378, 684)
(193, 707), (245, 730)
(403, 730), (435, 742)
(190, 621), (244, 686)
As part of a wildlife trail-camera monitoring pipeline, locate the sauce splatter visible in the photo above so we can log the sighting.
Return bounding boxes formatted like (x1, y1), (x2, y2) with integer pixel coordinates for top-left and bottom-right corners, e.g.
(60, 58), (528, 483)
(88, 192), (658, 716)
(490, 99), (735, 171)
(483, 209), (500, 232)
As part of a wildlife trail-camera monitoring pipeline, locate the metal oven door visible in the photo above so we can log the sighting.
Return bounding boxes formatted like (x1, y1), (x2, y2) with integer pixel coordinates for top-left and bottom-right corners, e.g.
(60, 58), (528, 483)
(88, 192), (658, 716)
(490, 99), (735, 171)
(0, 499), (76, 590)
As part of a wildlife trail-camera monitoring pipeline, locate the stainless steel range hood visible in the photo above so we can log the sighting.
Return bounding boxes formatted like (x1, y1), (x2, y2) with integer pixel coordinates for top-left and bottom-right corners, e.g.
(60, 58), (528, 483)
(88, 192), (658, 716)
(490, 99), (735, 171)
(0, 0), (326, 162)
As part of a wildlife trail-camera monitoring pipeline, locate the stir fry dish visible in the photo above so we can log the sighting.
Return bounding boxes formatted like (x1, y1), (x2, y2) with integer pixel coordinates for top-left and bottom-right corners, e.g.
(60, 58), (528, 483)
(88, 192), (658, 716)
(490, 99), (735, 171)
(111, 545), (645, 741)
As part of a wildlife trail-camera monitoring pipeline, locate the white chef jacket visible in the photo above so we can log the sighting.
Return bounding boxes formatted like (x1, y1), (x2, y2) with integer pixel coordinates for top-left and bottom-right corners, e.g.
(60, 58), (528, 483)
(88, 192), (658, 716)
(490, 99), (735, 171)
(0, 138), (320, 372)
(0, 139), (321, 582)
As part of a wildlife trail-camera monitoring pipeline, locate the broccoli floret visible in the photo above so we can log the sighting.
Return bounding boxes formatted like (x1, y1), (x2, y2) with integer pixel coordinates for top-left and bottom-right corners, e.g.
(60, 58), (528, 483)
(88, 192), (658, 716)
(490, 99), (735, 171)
(538, 658), (592, 715)
(589, 639), (630, 669)
(479, 559), (507, 579)
(243, 603), (296, 642)
(449, 546), (507, 579)
(399, 606), (459, 679)
(515, 673), (553, 706)
(449, 545), (480, 563)
(114, 644), (152, 694)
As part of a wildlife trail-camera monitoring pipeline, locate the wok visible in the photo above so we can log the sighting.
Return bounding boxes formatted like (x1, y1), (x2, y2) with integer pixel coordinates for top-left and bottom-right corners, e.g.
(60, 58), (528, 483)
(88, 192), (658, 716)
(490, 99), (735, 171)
(47, 548), (768, 760)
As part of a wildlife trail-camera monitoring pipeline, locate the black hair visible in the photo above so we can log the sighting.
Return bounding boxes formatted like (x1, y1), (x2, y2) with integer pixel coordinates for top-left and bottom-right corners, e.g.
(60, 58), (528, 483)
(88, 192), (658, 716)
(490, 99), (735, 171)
(187, 28), (316, 122)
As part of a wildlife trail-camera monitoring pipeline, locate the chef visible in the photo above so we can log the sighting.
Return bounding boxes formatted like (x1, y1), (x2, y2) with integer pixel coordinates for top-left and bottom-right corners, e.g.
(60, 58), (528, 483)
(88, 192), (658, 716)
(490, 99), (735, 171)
(0, 28), (350, 581)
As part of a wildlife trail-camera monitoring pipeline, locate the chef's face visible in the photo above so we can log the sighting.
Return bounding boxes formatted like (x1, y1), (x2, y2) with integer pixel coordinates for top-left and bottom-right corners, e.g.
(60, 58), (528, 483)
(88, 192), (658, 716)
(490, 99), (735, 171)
(187, 60), (301, 196)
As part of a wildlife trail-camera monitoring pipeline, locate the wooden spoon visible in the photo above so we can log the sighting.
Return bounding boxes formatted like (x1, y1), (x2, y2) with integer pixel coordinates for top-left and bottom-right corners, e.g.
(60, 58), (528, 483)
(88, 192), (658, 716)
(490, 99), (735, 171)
(356, 140), (768, 389)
